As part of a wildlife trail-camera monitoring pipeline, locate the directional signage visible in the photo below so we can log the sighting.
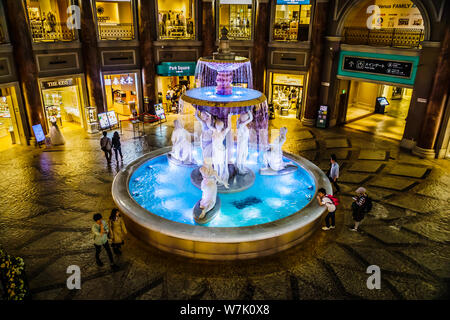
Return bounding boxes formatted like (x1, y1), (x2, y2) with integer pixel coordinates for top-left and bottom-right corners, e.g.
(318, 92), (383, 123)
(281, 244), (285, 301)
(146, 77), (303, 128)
(156, 62), (196, 77)
(337, 51), (419, 86)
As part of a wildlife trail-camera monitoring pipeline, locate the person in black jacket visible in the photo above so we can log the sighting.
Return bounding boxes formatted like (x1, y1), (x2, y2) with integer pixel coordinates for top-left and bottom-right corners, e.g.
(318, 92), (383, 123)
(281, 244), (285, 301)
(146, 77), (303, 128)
(112, 131), (123, 162)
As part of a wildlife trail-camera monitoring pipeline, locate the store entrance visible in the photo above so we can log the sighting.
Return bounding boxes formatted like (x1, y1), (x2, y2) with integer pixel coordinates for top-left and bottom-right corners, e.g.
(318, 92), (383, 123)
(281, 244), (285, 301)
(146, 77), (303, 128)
(157, 75), (194, 113)
(343, 80), (412, 141)
(41, 77), (84, 133)
(104, 73), (139, 120)
(268, 73), (304, 118)
(0, 87), (24, 151)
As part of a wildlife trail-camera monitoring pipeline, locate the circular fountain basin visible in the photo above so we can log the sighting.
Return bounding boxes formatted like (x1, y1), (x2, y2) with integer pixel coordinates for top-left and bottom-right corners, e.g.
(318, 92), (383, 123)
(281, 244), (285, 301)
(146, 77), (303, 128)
(112, 147), (332, 260)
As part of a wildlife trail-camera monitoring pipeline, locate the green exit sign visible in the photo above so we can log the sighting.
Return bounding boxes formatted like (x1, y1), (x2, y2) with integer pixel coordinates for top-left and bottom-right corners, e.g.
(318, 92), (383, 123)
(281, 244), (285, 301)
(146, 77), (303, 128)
(156, 62), (196, 77)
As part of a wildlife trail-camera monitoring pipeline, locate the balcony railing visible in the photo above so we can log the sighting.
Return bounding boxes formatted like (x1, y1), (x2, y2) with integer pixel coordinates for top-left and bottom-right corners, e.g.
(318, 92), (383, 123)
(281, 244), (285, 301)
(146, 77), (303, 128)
(98, 23), (135, 40)
(30, 21), (76, 42)
(343, 27), (424, 48)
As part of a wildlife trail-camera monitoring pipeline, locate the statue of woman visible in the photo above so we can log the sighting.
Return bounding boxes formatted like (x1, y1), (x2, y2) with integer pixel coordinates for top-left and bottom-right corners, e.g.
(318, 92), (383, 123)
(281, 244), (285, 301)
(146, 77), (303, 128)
(195, 110), (213, 160)
(263, 127), (289, 171)
(236, 111), (253, 174)
(170, 119), (192, 163)
(198, 159), (229, 219)
(209, 114), (232, 184)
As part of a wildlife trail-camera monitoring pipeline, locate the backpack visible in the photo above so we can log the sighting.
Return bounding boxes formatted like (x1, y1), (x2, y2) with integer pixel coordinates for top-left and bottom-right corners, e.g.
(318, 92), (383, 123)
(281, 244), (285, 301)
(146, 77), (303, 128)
(363, 196), (373, 213)
(326, 194), (339, 207)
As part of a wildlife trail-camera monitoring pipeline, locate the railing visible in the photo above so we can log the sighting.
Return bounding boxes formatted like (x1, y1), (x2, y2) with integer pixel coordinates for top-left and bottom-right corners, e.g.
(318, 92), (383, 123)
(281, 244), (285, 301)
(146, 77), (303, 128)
(98, 23), (135, 41)
(343, 27), (424, 48)
(30, 21), (76, 42)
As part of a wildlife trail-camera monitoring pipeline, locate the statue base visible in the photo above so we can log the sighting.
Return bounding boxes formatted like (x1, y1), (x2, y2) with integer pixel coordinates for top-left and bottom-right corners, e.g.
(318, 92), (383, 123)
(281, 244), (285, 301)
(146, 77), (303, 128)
(259, 164), (298, 176)
(191, 164), (255, 194)
(193, 196), (221, 225)
(167, 154), (198, 167)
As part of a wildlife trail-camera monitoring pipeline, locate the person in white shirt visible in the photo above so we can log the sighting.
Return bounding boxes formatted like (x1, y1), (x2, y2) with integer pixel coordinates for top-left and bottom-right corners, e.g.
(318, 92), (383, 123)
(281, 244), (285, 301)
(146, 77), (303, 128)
(317, 188), (336, 231)
(328, 154), (341, 193)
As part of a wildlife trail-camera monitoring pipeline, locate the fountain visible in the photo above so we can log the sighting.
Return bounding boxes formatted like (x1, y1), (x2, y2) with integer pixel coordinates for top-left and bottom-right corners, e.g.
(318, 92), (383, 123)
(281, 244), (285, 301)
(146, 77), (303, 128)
(112, 29), (332, 260)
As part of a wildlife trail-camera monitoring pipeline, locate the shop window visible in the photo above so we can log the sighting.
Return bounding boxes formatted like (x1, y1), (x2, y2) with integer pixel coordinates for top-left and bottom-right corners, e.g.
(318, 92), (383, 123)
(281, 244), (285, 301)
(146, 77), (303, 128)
(269, 73), (305, 116)
(0, 3), (9, 44)
(0, 87), (23, 150)
(95, 0), (135, 40)
(26, 0), (77, 42)
(218, 0), (253, 40)
(273, 1), (311, 42)
(157, 0), (195, 40)
(104, 73), (139, 118)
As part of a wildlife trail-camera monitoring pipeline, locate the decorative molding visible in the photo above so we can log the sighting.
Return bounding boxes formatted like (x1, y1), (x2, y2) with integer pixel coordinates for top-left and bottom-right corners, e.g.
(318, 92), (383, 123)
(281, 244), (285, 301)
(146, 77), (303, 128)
(429, 0), (446, 22)
(0, 57), (11, 78)
(412, 145), (436, 159)
(97, 40), (140, 48)
(340, 44), (421, 56)
(101, 50), (136, 67)
(35, 52), (80, 73)
(421, 41), (441, 48)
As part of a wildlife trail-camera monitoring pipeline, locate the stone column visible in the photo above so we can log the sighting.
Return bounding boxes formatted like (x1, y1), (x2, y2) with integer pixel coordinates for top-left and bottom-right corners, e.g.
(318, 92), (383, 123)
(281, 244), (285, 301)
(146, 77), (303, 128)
(138, 0), (157, 107)
(302, 0), (329, 126)
(252, 0), (269, 92)
(4, 0), (46, 137)
(413, 24), (450, 158)
(201, 0), (215, 57)
(80, 0), (105, 114)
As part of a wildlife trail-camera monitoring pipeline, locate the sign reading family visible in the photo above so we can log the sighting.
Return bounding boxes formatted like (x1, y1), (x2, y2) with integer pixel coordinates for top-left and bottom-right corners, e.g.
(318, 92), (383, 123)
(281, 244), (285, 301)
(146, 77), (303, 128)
(156, 62), (196, 77)
(276, 0), (310, 4)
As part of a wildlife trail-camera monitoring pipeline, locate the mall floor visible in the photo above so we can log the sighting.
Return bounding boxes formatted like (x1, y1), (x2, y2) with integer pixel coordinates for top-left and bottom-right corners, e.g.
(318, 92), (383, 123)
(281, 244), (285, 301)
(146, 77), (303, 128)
(345, 98), (410, 141)
(0, 114), (449, 300)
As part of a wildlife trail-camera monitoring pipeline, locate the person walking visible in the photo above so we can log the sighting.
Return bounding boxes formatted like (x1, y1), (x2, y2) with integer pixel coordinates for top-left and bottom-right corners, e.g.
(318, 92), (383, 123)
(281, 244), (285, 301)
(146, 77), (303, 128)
(317, 188), (338, 231)
(111, 131), (123, 162)
(328, 154), (341, 194)
(100, 131), (113, 164)
(350, 187), (371, 231)
(108, 209), (127, 255)
(92, 213), (119, 270)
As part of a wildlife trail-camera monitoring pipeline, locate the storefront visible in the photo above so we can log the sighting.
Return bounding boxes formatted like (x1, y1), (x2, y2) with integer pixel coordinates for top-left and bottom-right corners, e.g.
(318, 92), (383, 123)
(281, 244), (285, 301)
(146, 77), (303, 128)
(335, 50), (419, 141)
(272, 0), (311, 42)
(156, 62), (196, 112)
(217, 0), (254, 40)
(94, 0), (136, 40)
(267, 71), (306, 117)
(39, 75), (88, 132)
(0, 83), (28, 150)
(157, 0), (196, 40)
(103, 72), (141, 118)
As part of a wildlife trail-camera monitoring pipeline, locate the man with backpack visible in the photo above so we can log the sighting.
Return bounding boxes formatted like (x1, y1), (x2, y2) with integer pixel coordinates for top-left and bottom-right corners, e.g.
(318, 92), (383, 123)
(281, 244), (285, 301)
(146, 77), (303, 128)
(100, 131), (113, 164)
(350, 187), (372, 231)
(317, 188), (339, 231)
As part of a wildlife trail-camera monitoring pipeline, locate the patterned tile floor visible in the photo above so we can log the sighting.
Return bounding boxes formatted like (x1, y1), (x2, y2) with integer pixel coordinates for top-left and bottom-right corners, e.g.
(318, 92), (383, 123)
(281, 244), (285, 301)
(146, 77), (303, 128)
(0, 114), (449, 300)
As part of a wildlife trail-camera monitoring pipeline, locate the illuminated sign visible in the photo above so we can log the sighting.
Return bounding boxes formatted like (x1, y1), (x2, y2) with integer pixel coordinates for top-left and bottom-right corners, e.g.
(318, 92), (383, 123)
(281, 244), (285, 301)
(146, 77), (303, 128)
(155, 103), (166, 120)
(156, 62), (196, 77)
(107, 111), (118, 126)
(98, 113), (111, 130)
(276, 0), (310, 4)
(32, 124), (46, 143)
(42, 79), (74, 89)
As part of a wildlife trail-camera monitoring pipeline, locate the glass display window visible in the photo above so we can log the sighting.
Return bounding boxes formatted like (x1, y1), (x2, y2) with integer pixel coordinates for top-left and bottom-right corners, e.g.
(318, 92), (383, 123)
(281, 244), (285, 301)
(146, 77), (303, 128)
(0, 3), (9, 44)
(25, 0), (77, 42)
(94, 0), (135, 40)
(269, 73), (305, 116)
(41, 77), (84, 129)
(103, 73), (139, 118)
(157, 0), (196, 40)
(273, 1), (311, 42)
(218, 0), (253, 40)
(0, 87), (24, 149)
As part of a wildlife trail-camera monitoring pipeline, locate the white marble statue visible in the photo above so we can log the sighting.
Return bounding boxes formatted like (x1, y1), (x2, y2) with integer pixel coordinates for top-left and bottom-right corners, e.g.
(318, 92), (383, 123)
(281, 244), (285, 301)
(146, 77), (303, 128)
(170, 119), (192, 163)
(236, 111), (253, 174)
(198, 159), (229, 219)
(195, 110), (213, 160)
(208, 114), (232, 184)
(263, 127), (290, 171)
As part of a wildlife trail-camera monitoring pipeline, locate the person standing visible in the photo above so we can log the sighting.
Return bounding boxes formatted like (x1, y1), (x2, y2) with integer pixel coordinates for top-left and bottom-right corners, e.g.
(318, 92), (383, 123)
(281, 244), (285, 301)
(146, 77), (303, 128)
(108, 209), (127, 255)
(92, 213), (119, 270)
(317, 188), (337, 231)
(112, 131), (123, 162)
(350, 187), (369, 231)
(100, 131), (112, 164)
(328, 154), (341, 194)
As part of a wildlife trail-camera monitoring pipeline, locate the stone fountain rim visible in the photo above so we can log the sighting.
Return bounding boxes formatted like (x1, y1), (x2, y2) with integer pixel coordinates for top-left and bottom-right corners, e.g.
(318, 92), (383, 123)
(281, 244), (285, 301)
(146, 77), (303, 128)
(181, 87), (267, 108)
(112, 146), (332, 244)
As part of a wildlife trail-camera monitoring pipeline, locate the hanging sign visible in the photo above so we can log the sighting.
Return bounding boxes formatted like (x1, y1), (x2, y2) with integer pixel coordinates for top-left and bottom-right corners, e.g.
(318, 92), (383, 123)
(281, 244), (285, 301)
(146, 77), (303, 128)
(276, 0), (310, 5)
(156, 62), (196, 77)
(337, 51), (419, 86)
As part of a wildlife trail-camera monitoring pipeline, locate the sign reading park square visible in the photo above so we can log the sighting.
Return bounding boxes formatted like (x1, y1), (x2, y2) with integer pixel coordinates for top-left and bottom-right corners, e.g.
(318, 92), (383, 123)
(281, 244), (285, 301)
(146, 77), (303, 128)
(342, 56), (413, 79)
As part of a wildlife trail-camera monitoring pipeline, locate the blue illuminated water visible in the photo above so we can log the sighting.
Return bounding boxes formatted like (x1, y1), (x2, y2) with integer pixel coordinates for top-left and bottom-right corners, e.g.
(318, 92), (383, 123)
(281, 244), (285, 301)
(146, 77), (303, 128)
(183, 86), (262, 103)
(129, 152), (316, 227)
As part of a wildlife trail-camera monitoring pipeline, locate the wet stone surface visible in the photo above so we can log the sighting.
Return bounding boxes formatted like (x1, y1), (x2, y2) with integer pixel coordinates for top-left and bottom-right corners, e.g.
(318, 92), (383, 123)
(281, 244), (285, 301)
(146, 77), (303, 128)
(0, 114), (449, 300)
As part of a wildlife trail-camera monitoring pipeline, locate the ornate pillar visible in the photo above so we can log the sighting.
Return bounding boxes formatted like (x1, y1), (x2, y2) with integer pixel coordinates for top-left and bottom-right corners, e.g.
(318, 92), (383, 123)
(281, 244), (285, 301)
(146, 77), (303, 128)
(302, 0), (329, 126)
(201, 0), (215, 57)
(252, 0), (269, 92)
(4, 0), (45, 137)
(413, 24), (450, 158)
(138, 0), (157, 107)
(80, 0), (105, 114)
